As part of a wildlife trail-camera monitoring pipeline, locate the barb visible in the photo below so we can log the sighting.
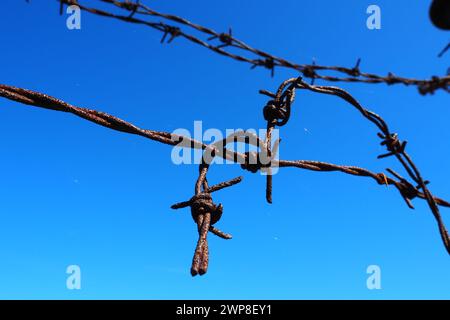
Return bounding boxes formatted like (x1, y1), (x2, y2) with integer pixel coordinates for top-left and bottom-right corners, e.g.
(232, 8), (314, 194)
(53, 0), (450, 95)
(262, 76), (450, 254)
(1, 81), (449, 276)
(438, 42), (450, 58)
(171, 161), (242, 276)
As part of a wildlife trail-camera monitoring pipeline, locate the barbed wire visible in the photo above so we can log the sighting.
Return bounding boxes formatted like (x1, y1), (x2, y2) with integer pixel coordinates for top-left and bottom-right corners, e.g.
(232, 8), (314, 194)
(8, 0), (450, 275)
(1, 81), (449, 275)
(51, 0), (450, 95)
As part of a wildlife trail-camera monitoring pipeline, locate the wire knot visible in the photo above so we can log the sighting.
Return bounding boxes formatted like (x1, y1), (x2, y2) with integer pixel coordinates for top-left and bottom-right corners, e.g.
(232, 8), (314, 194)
(122, 0), (140, 11)
(386, 168), (420, 209)
(378, 132), (407, 158)
(240, 151), (271, 173)
(170, 175), (242, 276)
(218, 32), (232, 44)
(251, 58), (275, 77)
(376, 173), (389, 186)
(394, 177), (420, 209)
(263, 100), (288, 126)
(161, 26), (181, 43)
(418, 76), (448, 95)
(386, 72), (399, 85)
(189, 193), (223, 225)
(207, 28), (233, 48)
(397, 180), (419, 201)
(302, 65), (317, 80)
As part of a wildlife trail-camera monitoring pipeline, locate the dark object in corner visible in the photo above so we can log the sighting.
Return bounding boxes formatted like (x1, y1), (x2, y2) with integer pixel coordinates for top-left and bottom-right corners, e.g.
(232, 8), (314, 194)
(430, 0), (450, 30)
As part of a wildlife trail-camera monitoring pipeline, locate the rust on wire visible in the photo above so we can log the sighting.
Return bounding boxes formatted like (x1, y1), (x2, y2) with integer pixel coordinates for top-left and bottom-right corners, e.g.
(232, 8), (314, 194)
(54, 0), (450, 95)
(1, 79), (450, 275)
(5, 0), (450, 275)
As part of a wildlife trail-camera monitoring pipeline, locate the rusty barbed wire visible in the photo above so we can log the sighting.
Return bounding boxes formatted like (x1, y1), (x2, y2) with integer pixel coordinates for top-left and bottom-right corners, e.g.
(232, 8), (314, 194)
(1, 81), (449, 275)
(260, 77), (450, 255)
(51, 0), (450, 95)
(171, 163), (242, 276)
(7, 0), (450, 275)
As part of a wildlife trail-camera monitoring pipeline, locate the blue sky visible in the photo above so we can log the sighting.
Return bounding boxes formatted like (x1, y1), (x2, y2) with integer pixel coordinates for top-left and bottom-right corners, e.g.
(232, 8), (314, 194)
(0, 0), (449, 299)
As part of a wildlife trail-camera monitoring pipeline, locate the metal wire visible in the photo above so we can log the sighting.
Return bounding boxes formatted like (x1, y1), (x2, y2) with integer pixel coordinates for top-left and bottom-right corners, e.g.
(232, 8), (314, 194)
(53, 0), (450, 95)
(1, 80), (449, 275)
(7, 0), (450, 275)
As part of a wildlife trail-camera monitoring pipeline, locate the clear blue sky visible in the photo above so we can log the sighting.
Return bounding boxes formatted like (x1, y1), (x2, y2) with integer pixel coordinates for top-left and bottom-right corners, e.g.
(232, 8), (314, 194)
(0, 0), (449, 299)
